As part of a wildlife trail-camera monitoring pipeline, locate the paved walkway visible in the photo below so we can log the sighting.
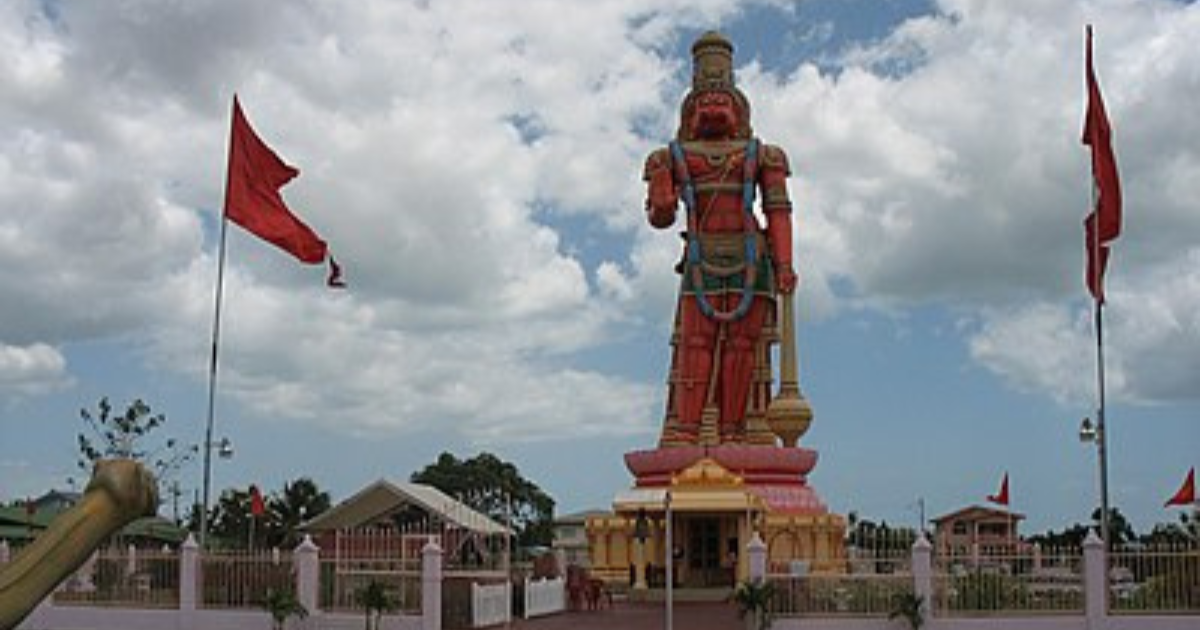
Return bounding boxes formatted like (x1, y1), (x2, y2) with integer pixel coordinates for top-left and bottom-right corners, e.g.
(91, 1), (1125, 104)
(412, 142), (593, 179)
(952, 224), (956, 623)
(512, 601), (744, 630)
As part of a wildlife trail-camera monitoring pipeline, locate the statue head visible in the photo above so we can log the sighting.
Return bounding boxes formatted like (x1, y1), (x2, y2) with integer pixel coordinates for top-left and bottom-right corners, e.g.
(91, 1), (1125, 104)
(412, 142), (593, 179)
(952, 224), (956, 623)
(678, 31), (752, 141)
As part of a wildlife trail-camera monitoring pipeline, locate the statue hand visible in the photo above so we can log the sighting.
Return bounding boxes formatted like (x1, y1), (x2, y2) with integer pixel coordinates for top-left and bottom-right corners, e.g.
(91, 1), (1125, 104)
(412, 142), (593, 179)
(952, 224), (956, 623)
(776, 266), (798, 294)
(647, 168), (678, 227)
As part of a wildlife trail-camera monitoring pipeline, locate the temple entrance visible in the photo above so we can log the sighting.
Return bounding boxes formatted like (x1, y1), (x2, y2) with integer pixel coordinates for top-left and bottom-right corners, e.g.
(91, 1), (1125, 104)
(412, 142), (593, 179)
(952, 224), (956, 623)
(682, 515), (736, 587)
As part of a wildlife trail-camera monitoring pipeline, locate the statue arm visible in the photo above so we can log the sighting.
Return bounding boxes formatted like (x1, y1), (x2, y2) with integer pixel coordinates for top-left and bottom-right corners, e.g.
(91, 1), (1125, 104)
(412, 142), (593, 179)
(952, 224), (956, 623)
(644, 148), (678, 229)
(760, 144), (797, 293)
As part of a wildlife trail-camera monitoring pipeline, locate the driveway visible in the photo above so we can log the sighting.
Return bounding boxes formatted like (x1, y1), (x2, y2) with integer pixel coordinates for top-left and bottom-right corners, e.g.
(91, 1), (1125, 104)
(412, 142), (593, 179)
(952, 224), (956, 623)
(512, 601), (744, 630)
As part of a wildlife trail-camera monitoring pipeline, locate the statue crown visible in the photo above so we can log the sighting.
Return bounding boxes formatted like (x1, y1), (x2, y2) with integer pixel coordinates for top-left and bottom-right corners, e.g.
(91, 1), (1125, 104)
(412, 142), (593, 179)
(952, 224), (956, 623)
(691, 31), (735, 93)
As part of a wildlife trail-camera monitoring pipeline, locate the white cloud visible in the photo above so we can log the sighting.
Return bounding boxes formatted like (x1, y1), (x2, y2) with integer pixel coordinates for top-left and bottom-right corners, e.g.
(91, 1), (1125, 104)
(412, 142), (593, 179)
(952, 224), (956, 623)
(0, 342), (71, 399)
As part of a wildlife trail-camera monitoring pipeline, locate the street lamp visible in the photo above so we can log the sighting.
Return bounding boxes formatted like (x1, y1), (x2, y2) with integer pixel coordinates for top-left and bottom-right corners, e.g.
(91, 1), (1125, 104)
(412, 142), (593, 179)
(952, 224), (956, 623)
(1079, 415), (1110, 547)
(199, 436), (234, 548)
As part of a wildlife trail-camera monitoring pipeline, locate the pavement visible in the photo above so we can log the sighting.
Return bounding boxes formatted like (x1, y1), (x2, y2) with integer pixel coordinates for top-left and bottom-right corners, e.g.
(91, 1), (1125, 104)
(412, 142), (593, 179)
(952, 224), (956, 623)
(512, 601), (745, 630)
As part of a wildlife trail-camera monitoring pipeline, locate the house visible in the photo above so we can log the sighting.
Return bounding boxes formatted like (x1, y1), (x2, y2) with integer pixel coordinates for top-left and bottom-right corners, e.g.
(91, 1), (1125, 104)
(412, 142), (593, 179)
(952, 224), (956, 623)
(552, 509), (607, 568)
(302, 479), (511, 566)
(932, 505), (1025, 558)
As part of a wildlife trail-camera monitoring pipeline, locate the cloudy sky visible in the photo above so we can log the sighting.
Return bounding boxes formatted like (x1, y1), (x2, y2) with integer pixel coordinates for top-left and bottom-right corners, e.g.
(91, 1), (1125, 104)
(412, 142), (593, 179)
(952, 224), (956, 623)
(1, 0), (1197, 535)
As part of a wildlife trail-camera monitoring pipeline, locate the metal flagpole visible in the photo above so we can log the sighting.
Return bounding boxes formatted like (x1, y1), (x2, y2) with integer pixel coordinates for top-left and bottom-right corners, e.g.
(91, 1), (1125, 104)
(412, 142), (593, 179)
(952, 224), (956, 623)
(1091, 163), (1112, 551)
(664, 490), (673, 630)
(200, 105), (236, 550)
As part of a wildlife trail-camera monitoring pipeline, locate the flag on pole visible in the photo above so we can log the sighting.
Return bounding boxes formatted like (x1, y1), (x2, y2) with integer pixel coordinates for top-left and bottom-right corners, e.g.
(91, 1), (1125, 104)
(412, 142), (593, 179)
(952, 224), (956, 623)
(225, 96), (345, 287)
(249, 484), (266, 518)
(987, 473), (1010, 506)
(1164, 468), (1196, 508)
(1082, 26), (1121, 302)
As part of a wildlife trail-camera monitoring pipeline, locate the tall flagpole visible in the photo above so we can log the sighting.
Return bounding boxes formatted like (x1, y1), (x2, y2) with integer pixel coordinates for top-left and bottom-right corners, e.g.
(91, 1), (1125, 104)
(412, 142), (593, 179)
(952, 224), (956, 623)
(200, 102), (236, 549)
(1090, 153), (1112, 551)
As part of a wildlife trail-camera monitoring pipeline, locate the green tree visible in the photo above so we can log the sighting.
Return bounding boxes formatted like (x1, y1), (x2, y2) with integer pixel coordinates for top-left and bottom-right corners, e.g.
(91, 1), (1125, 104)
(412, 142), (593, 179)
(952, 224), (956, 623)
(354, 580), (396, 630)
(411, 452), (555, 549)
(262, 587), (308, 630)
(1092, 507), (1136, 546)
(267, 478), (331, 548)
(76, 397), (198, 492)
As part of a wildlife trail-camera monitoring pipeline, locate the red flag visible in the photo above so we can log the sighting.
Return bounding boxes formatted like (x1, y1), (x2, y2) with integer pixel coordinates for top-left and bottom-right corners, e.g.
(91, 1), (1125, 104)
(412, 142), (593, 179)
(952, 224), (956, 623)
(249, 484), (266, 518)
(1082, 26), (1122, 302)
(1165, 468), (1196, 508)
(987, 473), (1010, 506)
(224, 96), (344, 287)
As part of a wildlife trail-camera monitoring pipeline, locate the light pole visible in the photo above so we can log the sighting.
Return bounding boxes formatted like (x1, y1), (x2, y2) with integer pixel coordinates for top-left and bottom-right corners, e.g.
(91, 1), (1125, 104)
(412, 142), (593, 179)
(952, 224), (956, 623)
(1079, 415), (1110, 547)
(199, 436), (234, 548)
(664, 490), (673, 630)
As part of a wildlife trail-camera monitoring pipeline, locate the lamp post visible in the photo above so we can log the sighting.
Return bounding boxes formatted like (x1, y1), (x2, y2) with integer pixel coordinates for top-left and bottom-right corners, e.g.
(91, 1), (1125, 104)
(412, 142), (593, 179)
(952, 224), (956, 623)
(1079, 416), (1110, 548)
(664, 491), (673, 630)
(199, 436), (234, 548)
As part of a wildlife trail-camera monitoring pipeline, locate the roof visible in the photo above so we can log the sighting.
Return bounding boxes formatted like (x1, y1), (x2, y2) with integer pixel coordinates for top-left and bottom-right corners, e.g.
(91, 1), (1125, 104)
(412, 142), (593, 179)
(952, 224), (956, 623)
(302, 479), (511, 536)
(932, 505), (1026, 524)
(554, 509), (610, 525)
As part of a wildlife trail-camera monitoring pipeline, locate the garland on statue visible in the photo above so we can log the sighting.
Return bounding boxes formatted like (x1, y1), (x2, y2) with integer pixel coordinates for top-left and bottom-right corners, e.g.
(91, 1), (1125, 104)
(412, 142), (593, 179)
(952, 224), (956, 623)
(670, 138), (762, 322)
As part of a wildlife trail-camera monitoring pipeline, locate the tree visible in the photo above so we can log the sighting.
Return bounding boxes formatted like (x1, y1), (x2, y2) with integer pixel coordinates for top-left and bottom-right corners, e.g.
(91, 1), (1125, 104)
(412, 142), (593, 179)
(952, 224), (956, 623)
(268, 478), (331, 548)
(262, 587), (307, 630)
(1092, 507), (1135, 546)
(76, 397), (198, 493)
(353, 580), (396, 630)
(202, 478), (331, 549)
(411, 452), (555, 549)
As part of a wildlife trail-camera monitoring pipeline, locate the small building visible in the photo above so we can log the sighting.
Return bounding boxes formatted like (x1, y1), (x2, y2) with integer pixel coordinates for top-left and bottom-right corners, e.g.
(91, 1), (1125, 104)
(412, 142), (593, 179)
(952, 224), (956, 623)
(553, 509), (607, 568)
(302, 478), (511, 567)
(932, 505), (1025, 557)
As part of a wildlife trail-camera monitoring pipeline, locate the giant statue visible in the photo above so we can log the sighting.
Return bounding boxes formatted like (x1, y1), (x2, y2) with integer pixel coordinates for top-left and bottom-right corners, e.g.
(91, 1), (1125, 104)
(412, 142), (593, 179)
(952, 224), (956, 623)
(643, 31), (804, 447)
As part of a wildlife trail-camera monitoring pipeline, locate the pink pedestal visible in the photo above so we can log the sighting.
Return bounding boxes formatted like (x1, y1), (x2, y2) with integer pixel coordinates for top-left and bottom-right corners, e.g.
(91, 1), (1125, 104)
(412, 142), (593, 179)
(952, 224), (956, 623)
(624, 444), (829, 514)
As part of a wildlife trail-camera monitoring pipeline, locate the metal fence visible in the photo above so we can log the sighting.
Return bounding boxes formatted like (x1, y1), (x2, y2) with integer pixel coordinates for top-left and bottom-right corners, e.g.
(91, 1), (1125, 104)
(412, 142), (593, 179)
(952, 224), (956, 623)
(769, 573), (913, 617)
(199, 548), (295, 609)
(933, 545), (1084, 615)
(52, 546), (180, 608)
(1109, 541), (1200, 614)
(318, 556), (422, 614)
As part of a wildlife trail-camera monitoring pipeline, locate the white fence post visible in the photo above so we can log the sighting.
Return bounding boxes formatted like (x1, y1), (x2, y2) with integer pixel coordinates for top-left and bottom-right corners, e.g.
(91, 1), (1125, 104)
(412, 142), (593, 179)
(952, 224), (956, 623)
(422, 538), (443, 630)
(295, 535), (320, 617)
(179, 534), (198, 613)
(0, 540), (9, 564)
(911, 533), (933, 620)
(1083, 529), (1106, 630)
(747, 532), (766, 583)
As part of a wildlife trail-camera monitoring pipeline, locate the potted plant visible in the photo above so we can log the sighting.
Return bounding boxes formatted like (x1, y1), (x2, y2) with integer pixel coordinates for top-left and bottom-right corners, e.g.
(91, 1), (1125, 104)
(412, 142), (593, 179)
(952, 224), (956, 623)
(889, 592), (925, 629)
(732, 579), (776, 630)
(355, 580), (397, 630)
(262, 588), (308, 630)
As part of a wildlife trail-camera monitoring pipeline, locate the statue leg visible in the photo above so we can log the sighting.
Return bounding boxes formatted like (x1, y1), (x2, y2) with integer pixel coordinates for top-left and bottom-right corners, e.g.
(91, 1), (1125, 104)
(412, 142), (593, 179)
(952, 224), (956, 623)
(676, 297), (717, 437)
(719, 296), (767, 438)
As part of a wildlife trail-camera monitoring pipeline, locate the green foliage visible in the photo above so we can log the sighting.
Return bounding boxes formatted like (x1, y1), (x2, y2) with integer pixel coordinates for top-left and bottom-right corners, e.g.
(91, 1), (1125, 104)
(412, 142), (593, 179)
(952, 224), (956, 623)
(411, 451), (555, 548)
(888, 592), (925, 629)
(202, 477), (330, 549)
(733, 580), (776, 630)
(76, 397), (198, 484)
(354, 580), (397, 630)
(262, 587), (308, 630)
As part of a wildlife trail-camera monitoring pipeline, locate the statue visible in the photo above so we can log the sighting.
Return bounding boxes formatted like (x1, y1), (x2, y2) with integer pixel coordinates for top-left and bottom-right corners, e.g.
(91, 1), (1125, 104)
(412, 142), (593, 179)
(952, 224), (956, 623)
(643, 31), (798, 446)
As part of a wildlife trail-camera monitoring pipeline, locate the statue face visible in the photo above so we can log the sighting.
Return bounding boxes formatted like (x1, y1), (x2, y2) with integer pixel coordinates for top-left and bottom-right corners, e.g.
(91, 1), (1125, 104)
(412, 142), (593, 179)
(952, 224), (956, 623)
(690, 91), (738, 139)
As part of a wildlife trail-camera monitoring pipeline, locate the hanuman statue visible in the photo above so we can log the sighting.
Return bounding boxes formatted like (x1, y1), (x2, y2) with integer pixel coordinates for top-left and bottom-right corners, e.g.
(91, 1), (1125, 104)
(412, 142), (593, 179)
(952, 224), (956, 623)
(643, 31), (797, 446)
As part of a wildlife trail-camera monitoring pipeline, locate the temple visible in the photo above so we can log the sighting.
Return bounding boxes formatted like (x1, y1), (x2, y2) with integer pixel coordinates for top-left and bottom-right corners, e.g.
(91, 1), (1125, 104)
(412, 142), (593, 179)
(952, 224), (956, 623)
(586, 31), (845, 593)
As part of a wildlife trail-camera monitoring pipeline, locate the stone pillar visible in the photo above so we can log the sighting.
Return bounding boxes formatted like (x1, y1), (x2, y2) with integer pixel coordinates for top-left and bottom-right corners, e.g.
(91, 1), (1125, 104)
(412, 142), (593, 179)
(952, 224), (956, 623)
(633, 539), (648, 590)
(422, 538), (444, 630)
(294, 535), (320, 616)
(1083, 529), (1107, 630)
(747, 532), (767, 584)
(911, 534), (933, 620)
(179, 534), (199, 612)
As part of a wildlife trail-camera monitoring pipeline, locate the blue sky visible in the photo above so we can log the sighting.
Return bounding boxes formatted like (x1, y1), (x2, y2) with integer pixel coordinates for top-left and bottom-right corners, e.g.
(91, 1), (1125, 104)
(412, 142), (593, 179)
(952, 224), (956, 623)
(1, 0), (1198, 536)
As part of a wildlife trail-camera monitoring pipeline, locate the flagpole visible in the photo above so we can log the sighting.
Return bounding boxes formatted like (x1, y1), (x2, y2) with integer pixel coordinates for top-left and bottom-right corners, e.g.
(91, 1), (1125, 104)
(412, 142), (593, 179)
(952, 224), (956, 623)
(1090, 130), (1112, 552)
(201, 101), (236, 550)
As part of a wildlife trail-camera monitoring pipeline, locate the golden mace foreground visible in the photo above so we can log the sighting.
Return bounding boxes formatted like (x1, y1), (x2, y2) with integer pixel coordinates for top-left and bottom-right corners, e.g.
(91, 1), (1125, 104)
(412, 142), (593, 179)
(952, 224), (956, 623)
(0, 459), (157, 630)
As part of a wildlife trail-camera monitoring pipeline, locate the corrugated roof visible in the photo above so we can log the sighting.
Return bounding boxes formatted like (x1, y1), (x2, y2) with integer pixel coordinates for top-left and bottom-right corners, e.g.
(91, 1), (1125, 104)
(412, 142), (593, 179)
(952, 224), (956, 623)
(302, 479), (511, 535)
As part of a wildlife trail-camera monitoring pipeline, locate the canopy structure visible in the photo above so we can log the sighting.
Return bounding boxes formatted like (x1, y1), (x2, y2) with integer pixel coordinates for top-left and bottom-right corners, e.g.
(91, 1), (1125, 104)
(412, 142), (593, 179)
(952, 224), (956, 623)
(612, 457), (767, 515)
(303, 479), (511, 536)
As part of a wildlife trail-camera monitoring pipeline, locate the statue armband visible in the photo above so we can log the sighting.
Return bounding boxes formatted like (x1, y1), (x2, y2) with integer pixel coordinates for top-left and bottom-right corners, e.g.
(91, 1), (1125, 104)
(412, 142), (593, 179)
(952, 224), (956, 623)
(759, 144), (792, 213)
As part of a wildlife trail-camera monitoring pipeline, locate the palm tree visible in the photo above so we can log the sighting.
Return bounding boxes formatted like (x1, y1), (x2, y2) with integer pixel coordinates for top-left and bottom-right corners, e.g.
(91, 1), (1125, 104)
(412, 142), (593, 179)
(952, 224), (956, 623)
(262, 588), (308, 630)
(271, 478), (331, 548)
(354, 580), (396, 630)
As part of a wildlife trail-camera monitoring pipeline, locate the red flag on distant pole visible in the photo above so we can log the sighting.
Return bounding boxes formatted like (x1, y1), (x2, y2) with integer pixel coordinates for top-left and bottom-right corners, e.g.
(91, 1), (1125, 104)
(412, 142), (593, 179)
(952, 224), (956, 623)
(987, 473), (1010, 507)
(1082, 25), (1122, 302)
(225, 96), (344, 288)
(249, 484), (266, 518)
(1165, 468), (1196, 508)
